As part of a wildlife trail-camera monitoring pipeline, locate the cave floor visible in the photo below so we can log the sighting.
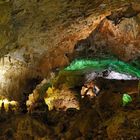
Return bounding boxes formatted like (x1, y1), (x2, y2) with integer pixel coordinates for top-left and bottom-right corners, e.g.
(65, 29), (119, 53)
(0, 80), (140, 140)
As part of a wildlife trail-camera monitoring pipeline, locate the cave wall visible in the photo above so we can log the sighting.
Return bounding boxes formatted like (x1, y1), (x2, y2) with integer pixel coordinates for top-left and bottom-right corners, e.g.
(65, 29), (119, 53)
(0, 0), (140, 74)
(72, 16), (140, 61)
(0, 0), (140, 100)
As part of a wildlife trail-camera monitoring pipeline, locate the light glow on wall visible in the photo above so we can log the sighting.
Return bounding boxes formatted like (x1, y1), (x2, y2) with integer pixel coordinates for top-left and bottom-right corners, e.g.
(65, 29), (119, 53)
(0, 98), (18, 112)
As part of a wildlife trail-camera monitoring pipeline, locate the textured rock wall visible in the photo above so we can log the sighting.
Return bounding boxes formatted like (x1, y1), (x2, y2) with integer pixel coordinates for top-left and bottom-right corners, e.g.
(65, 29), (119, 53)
(72, 15), (140, 61)
(0, 1), (15, 56)
(0, 0), (140, 100)
(1, 0), (139, 74)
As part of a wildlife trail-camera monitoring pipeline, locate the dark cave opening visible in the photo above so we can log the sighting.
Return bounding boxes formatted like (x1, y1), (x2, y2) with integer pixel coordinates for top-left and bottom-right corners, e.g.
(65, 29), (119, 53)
(19, 76), (43, 114)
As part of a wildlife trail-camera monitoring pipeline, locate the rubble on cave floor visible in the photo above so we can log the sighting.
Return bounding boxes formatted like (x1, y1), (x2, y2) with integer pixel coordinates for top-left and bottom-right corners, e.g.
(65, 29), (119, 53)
(0, 78), (140, 140)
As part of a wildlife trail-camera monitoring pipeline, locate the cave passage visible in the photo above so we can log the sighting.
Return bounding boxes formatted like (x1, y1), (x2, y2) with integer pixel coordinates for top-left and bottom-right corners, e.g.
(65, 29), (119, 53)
(1, 1), (140, 139)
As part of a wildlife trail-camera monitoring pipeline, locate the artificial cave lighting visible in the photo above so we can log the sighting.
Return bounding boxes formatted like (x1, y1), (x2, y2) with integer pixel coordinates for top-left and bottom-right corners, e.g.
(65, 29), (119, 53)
(0, 98), (18, 112)
(122, 93), (132, 106)
(64, 59), (140, 80)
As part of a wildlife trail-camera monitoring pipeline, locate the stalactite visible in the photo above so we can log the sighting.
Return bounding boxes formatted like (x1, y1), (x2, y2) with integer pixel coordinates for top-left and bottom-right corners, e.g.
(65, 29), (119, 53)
(2, 57), (4, 66)
(8, 56), (11, 63)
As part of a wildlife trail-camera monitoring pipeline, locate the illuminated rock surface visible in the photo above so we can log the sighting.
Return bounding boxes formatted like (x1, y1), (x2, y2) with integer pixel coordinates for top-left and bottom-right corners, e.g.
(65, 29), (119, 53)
(0, 0), (140, 140)
(64, 59), (140, 79)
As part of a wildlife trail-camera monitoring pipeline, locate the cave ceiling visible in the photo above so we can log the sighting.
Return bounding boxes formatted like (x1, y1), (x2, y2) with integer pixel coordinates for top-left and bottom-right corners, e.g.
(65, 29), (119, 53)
(0, 0), (140, 75)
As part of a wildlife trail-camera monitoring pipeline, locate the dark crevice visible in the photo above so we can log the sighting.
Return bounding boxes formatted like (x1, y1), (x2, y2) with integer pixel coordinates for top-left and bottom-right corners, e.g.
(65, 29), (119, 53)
(106, 4), (140, 25)
(19, 76), (43, 114)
